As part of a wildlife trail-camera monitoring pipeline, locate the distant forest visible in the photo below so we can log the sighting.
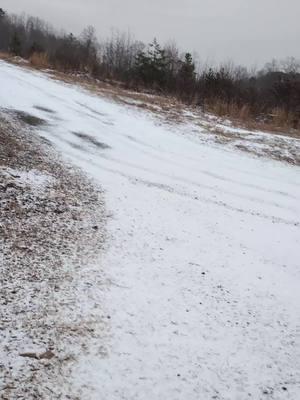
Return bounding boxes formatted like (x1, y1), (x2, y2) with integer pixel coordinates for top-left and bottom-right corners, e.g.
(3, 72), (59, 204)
(0, 8), (300, 129)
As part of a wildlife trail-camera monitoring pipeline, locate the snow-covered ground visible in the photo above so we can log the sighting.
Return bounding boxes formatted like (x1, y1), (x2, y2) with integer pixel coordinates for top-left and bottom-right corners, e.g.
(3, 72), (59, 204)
(1, 61), (300, 399)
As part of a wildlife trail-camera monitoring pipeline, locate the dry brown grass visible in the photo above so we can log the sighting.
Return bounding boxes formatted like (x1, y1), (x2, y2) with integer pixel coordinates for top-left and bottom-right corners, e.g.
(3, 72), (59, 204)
(206, 99), (300, 138)
(207, 100), (251, 121)
(207, 100), (252, 124)
(268, 108), (300, 130)
(0, 51), (10, 60)
(29, 52), (50, 69)
(251, 109), (300, 138)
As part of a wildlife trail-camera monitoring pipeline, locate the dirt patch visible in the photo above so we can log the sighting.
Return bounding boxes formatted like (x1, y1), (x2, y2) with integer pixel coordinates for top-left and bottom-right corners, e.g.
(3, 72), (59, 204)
(12, 110), (47, 126)
(0, 111), (107, 399)
(34, 105), (56, 114)
(72, 131), (111, 149)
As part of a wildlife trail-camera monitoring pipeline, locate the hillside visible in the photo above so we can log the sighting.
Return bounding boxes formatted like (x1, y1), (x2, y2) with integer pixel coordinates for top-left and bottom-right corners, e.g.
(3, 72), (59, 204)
(0, 60), (300, 399)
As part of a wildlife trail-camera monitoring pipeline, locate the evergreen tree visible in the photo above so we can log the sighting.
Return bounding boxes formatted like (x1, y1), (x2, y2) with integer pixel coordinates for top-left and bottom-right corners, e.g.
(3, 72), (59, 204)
(179, 53), (195, 79)
(176, 53), (196, 100)
(135, 38), (169, 89)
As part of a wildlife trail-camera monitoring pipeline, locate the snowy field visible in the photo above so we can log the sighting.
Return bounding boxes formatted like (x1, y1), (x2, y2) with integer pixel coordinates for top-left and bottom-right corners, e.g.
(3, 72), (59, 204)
(0, 61), (300, 399)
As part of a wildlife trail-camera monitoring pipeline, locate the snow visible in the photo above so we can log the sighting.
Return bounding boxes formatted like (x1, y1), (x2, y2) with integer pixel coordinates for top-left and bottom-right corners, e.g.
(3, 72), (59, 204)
(0, 60), (300, 399)
(2, 167), (55, 193)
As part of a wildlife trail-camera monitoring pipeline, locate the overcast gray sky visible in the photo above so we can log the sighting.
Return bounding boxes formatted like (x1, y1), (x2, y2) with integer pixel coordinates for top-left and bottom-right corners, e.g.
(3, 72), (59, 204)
(2, 0), (300, 66)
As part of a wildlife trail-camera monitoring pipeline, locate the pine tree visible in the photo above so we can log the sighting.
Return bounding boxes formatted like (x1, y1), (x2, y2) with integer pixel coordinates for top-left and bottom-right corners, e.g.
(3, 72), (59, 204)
(177, 53), (196, 100)
(178, 53), (195, 82)
(135, 39), (169, 89)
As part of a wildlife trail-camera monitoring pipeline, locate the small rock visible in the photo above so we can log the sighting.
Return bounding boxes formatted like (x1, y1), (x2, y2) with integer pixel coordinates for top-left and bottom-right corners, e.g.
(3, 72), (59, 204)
(39, 350), (55, 360)
(3, 182), (19, 192)
(19, 352), (39, 359)
(54, 209), (64, 214)
(19, 350), (55, 360)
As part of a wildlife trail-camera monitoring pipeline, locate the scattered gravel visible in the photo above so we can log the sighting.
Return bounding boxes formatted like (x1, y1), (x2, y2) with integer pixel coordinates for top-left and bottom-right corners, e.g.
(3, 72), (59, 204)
(0, 110), (107, 399)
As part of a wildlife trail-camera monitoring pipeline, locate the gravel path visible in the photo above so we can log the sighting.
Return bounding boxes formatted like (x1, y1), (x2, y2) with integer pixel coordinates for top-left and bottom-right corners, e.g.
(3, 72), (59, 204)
(0, 111), (106, 399)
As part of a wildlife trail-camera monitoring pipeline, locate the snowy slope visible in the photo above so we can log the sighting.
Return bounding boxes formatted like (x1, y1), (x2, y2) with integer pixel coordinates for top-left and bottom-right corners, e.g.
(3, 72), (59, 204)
(0, 61), (300, 399)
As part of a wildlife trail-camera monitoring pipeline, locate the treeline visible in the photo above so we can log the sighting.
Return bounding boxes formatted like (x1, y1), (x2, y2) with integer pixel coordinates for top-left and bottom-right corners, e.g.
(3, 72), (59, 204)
(1, 8), (300, 129)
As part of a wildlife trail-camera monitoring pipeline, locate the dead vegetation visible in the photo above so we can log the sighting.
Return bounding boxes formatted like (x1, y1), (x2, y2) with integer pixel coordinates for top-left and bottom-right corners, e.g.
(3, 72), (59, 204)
(206, 99), (300, 138)
(28, 52), (50, 69)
